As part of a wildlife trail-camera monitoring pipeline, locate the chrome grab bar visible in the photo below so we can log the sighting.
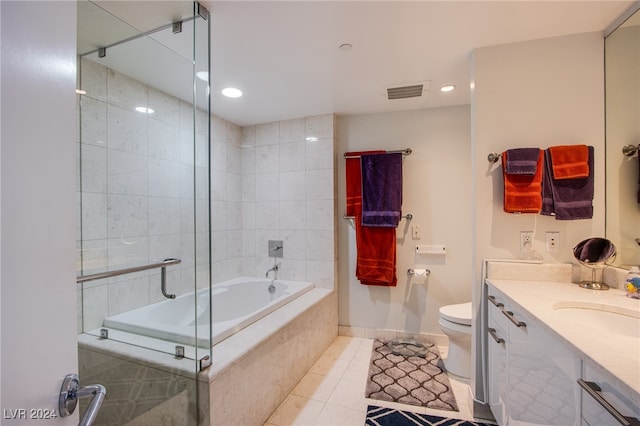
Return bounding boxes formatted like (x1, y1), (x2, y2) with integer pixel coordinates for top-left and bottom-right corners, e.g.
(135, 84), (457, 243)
(578, 379), (640, 426)
(77, 258), (181, 283)
(59, 374), (106, 426)
(77, 258), (180, 299)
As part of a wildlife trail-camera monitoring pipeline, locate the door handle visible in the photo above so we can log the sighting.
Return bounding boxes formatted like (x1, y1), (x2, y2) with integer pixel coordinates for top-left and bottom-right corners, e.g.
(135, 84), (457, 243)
(59, 374), (106, 426)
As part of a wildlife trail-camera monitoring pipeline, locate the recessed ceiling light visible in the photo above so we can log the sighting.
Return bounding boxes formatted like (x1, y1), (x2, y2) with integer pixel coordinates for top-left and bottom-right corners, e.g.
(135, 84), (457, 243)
(339, 43), (353, 52)
(196, 71), (209, 81)
(135, 106), (154, 114)
(222, 87), (243, 98)
(440, 85), (456, 93)
(305, 136), (319, 142)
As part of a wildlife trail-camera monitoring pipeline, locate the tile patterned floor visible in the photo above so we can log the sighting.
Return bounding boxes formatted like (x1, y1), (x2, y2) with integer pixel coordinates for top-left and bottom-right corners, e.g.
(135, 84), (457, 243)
(265, 336), (477, 426)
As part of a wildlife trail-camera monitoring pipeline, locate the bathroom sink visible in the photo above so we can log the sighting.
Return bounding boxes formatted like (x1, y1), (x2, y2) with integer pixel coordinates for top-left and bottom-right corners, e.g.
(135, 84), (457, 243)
(552, 302), (640, 339)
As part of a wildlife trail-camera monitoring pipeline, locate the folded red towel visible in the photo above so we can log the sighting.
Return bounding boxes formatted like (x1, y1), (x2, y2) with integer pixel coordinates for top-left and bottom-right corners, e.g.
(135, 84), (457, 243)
(548, 145), (589, 179)
(502, 150), (544, 213)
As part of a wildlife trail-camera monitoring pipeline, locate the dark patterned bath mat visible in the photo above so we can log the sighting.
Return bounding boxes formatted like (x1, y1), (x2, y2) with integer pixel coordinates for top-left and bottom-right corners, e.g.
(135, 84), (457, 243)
(365, 405), (496, 426)
(365, 339), (459, 411)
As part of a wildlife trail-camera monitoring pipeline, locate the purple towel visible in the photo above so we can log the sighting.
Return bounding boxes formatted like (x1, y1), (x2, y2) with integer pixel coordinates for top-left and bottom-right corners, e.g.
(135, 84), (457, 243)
(505, 148), (540, 175)
(361, 153), (403, 227)
(541, 146), (594, 220)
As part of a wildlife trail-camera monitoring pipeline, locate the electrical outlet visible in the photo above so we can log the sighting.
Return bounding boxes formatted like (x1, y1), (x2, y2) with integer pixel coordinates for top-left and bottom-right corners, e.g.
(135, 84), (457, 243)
(412, 225), (421, 240)
(520, 231), (534, 252)
(546, 232), (559, 252)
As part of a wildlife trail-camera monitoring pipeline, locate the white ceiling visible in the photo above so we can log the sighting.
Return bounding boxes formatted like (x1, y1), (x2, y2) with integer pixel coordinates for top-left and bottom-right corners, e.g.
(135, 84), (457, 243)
(87, 1), (636, 127)
(203, 1), (634, 126)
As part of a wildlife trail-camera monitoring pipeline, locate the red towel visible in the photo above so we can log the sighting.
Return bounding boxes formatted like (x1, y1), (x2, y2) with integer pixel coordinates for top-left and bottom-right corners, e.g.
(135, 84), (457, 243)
(502, 150), (544, 213)
(345, 150), (384, 217)
(548, 145), (589, 179)
(345, 151), (397, 286)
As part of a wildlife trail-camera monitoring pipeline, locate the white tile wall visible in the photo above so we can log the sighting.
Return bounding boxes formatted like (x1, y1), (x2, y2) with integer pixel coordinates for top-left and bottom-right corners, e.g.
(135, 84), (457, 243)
(239, 114), (336, 289)
(77, 58), (210, 331)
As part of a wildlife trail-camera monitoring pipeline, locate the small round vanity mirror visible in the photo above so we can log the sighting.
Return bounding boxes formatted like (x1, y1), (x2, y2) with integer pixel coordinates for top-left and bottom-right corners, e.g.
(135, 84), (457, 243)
(572, 237), (617, 290)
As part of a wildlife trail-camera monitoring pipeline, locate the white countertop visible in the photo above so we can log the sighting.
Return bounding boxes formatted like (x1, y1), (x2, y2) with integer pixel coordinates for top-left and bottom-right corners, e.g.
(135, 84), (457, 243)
(486, 278), (640, 405)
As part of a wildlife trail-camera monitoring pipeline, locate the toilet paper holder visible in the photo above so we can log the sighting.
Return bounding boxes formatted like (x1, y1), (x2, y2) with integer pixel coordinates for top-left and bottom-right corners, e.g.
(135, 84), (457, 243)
(407, 268), (430, 277)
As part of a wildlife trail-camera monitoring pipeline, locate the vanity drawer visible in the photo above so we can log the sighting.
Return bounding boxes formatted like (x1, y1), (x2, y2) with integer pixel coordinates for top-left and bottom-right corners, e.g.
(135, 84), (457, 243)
(581, 364), (640, 426)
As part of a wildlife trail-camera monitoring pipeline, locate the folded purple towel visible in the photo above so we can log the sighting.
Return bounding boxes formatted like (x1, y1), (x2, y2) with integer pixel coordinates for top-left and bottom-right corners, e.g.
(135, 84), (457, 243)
(505, 148), (540, 175)
(541, 146), (594, 220)
(361, 153), (403, 228)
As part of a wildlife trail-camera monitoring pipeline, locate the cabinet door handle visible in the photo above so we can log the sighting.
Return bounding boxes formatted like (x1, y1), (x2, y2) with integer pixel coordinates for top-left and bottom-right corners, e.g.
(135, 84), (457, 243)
(488, 327), (505, 344)
(487, 295), (504, 308)
(577, 379), (640, 426)
(502, 310), (526, 328)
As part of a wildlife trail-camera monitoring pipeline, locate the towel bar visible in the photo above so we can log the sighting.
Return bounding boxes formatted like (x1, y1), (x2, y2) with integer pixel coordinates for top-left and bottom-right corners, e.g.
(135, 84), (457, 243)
(487, 152), (500, 163)
(343, 148), (412, 159)
(343, 213), (413, 221)
(622, 144), (640, 157)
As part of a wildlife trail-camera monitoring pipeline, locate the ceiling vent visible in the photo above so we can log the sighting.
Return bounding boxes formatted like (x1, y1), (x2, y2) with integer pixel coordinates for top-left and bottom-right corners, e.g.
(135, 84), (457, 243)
(385, 81), (430, 100)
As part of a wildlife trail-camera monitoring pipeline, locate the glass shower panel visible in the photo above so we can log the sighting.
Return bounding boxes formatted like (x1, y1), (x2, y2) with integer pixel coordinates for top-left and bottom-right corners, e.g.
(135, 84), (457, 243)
(193, 3), (213, 366)
(76, 1), (211, 424)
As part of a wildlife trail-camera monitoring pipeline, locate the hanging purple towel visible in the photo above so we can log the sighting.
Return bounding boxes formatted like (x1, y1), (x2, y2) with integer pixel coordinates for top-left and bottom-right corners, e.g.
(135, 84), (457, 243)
(361, 153), (403, 227)
(541, 146), (594, 220)
(505, 148), (540, 175)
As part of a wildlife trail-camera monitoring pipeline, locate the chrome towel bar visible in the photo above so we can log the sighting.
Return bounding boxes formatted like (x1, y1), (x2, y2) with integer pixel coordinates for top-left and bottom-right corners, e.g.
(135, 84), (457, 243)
(343, 148), (412, 159)
(622, 144), (640, 157)
(344, 213), (412, 221)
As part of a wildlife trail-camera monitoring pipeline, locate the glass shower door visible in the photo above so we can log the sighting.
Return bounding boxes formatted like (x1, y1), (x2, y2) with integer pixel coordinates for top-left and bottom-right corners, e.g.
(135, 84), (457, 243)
(76, 1), (211, 424)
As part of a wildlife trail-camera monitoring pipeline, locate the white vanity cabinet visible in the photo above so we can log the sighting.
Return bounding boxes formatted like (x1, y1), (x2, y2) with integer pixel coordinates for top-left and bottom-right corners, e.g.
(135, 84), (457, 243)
(487, 286), (508, 425)
(580, 364), (640, 426)
(486, 284), (581, 425)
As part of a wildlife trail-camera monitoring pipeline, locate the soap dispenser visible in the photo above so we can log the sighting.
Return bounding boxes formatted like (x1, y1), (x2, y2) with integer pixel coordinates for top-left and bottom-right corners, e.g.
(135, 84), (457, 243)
(624, 266), (640, 299)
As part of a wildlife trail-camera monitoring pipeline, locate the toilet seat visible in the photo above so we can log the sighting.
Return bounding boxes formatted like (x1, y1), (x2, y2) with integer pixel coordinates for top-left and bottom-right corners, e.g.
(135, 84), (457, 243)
(439, 302), (472, 326)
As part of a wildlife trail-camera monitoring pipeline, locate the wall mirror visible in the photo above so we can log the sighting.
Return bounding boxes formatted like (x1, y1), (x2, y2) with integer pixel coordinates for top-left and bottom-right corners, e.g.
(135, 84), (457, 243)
(605, 5), (640, 268)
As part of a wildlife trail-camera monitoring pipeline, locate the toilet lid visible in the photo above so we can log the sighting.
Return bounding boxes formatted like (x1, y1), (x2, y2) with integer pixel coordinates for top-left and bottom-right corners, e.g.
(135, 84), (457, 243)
(439, 302), (472, 326)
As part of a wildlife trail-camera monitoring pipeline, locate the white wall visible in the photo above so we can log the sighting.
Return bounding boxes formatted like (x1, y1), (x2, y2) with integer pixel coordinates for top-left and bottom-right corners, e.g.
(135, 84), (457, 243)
(470, 31), (605, 402)
(1, 1), (78, 423)
(337, 105), (472, 337)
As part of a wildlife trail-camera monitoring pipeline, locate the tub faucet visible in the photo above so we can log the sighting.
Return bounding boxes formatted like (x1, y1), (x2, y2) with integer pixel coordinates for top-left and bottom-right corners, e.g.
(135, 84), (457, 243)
(265, 264), (279, 279)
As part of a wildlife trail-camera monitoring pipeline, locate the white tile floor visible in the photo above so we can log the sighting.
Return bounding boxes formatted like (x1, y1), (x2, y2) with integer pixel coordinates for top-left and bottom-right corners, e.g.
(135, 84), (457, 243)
(265, 336), (479, 426)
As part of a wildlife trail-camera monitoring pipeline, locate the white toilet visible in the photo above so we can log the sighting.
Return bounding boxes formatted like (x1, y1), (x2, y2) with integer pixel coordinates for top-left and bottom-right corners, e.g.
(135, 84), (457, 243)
(438, 302), (472, 379)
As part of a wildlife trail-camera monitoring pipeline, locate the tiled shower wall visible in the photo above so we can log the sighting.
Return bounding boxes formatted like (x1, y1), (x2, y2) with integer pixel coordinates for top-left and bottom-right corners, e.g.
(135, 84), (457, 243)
(77, 58), (210, 331)
(238, 116), (337, 289)
(78, 59), (337, 329)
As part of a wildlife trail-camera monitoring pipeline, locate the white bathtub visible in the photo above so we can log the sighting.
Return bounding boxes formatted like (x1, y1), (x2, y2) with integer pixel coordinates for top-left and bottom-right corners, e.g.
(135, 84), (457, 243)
(103, 277), (314, 347)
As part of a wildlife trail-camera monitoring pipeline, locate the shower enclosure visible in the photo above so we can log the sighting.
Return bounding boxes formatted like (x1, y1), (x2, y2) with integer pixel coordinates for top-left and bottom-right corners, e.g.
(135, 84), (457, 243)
(76, 1), (211, 424)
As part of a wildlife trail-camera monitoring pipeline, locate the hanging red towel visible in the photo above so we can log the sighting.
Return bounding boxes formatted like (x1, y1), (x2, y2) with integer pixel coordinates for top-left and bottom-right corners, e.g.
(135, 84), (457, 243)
(355, 219), (397, 286)
(502, 150), (544, 213)
(345, 151), (397, 287)
(345, 150), (385, 217)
